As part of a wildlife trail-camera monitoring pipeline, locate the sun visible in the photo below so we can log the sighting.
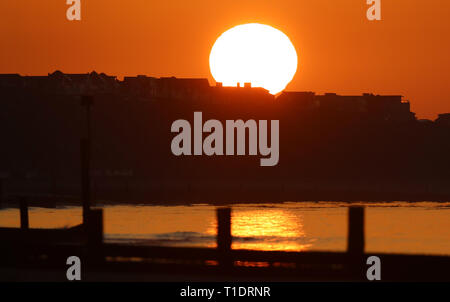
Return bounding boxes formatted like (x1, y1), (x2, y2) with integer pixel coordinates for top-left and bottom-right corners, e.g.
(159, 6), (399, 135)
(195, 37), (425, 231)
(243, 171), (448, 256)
(209, 23), (298, 95)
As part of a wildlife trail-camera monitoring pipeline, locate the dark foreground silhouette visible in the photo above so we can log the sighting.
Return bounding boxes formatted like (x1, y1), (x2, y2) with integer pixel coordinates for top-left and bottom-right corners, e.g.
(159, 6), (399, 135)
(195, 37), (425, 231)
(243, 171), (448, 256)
(1, 206), (449, 282)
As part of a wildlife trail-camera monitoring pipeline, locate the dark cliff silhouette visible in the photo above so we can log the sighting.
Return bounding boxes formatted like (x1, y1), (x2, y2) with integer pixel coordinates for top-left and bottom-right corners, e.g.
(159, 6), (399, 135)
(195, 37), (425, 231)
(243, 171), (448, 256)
(1, 71), (450, 202)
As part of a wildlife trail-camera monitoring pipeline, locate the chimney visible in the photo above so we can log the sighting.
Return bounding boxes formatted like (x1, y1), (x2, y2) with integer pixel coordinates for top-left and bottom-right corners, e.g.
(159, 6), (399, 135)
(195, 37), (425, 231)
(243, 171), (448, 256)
(216, 82), (223, 87)
(244, 82), (251, 88)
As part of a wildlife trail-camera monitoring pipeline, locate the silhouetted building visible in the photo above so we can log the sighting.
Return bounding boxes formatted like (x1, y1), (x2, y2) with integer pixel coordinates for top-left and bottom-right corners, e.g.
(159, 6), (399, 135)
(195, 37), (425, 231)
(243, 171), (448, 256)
(210, 83), (274, 104)
(277, 91), (415, 122)
(0, 74), (23, 88)
(0, 71), (119, 95)
(1, 71), (450, 202)
(436, 113), (450, 127)
(0, 72), (417, 123)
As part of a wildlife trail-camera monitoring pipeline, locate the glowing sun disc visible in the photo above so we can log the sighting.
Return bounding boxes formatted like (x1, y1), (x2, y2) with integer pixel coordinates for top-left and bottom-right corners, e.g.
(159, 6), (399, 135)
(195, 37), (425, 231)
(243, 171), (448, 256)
(209, 23), (298, 95)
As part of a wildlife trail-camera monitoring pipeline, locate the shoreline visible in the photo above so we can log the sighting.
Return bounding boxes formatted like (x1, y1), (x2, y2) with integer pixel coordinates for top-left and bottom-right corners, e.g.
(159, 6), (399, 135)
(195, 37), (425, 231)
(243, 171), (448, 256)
(2, 192), (450, 208)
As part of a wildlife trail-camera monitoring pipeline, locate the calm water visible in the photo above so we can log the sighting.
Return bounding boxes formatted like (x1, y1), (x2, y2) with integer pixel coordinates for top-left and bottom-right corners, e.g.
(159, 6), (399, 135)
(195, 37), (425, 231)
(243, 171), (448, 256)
(1, 202), (449, 255)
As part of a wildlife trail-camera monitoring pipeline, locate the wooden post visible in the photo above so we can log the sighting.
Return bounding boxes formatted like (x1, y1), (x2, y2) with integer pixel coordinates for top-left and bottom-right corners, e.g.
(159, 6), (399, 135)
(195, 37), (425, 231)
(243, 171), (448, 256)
(217, 207), (232, 251)
(81, 138), (91, 225)
(347, 206), (365, 255)
(20, 197), (29, 230)
(81, 95), (93, 141)
(0, 179), (4, 206)
(347, 206), (365, 280)
(86, 208), (103, 266)
(217, 207), (232, 268)
(87, 209), (103, 247)
(80, 95), (93, 225)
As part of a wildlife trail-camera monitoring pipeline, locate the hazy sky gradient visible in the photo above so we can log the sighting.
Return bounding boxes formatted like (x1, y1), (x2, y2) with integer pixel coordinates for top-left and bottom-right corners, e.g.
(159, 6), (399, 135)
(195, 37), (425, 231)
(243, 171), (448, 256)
(1, 0), (450, 119)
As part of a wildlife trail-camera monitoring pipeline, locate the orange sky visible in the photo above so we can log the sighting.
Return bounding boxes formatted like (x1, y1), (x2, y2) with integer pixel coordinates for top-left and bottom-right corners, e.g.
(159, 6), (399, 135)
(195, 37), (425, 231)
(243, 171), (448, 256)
(1, 0), (450, 119)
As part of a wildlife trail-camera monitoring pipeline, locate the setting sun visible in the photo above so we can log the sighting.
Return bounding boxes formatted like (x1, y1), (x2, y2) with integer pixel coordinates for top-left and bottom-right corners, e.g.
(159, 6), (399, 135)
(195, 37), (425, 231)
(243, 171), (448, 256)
(209, 23), (298, 95)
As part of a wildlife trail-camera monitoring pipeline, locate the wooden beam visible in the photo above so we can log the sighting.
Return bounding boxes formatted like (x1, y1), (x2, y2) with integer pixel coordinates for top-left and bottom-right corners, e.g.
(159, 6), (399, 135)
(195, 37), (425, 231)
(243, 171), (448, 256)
(20, 197), (29, 230)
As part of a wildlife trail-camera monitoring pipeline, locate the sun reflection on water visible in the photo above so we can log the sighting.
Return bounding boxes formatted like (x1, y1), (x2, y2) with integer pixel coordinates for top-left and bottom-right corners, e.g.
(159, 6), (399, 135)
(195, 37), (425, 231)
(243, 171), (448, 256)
(207, 208), (313, 251)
